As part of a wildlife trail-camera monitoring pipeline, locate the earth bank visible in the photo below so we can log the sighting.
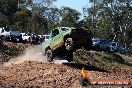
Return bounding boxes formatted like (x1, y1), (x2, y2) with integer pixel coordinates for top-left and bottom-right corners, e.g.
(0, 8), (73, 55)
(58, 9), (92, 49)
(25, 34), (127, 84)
(0, 43), (132, 88)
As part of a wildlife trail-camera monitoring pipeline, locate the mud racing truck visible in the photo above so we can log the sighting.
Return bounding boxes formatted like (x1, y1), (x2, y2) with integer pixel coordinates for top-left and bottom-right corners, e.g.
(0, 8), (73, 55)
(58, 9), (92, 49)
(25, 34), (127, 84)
(42, 27), (93, 62)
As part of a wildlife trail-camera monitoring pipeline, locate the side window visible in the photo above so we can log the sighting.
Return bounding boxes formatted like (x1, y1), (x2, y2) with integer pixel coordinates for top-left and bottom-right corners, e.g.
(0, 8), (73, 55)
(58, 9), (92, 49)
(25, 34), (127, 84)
(61, 28), (68, 31)
(52, 29), (59, 37)
(4, 28), (10, 32)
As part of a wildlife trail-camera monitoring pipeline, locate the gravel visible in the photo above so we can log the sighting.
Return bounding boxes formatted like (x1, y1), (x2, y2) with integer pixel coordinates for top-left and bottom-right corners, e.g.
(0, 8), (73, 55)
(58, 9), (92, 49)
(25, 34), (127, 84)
(0, 61), (82, 88)
(0, 61), (131, 88)
(0, 44), (131, 88)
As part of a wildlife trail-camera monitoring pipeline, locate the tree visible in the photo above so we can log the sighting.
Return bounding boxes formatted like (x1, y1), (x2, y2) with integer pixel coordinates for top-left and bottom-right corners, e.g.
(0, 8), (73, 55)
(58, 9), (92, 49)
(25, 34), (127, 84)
(84, 0), (132, 49)
(0, 0), (18, 26)
(31, 6), (47, 34)
(29, 0), (58, 34)
(0, 0), (18, 16)
(45, 7), (60, 30)
(12, 7), (31, 32)
(97, 0), (132, 48)
(0, 13), (10, 27)
(59, 7), (81, 27)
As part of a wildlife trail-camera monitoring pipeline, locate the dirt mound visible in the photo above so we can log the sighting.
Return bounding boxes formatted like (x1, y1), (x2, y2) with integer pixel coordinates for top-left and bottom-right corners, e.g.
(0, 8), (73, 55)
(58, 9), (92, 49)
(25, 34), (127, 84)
(73, 49), (132, 72)
(0, 42), (29, 64)
(0, 46), (131, 87)
(0, 61), (131, 88)
(0, 61), (82, 88)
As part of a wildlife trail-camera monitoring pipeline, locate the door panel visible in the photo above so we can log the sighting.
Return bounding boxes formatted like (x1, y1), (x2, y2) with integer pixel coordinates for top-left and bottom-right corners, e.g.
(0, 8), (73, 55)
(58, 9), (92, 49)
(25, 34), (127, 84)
(50, 29), (62, 50)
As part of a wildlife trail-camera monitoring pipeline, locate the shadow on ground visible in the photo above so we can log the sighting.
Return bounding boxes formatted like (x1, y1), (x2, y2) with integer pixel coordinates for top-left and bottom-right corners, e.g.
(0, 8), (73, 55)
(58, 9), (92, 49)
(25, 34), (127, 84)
(106, 52), (132, 66)
(62, 62), (108, 72)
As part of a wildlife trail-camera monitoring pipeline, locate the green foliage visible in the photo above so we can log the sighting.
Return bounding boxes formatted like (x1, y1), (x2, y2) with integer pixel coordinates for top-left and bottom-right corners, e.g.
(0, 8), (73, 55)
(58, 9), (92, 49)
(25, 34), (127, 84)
(0, 0), (18, 16)
(12, 7), (31, 32)
(60, 7), (81, 27)
(83, 0), (132, 50)
(0, 13), (10, 27)
(93, 19), (113, 39)
(0, 0), (56, 34)
(0, 0), (18, 26)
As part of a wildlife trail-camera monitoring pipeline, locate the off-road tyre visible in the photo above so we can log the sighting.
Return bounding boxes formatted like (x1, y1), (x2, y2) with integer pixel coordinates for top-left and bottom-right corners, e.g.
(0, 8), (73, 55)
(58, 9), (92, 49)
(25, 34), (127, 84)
(46, 49), (54, 62)
(96, 45), (101, 51)
(83, 38), (92, 51)
(106, 47), (110, 52)
(65, 38), (74, 50)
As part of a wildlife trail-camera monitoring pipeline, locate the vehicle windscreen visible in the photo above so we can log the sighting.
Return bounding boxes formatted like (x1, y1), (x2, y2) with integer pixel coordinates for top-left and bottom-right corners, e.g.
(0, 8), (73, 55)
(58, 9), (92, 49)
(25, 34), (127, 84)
(26, 33), (32, 36)
(61, 28), (69, 31)
(111, 43), (116, 46)
(5, 28), (10, 32)
(93, 39), (100, 42)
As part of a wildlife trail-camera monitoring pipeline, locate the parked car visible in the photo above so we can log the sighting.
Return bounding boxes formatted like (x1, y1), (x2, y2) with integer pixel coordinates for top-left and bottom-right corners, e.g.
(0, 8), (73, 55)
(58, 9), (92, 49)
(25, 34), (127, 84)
(92, 38), (118, 52)
(109, 42), (118, 52)
(117, 45), (128, 54)
(0, 27), (23, 43)
(21, 32), (33, 43)
(43, 35), (50, 41)
(92, 38), (101, 47)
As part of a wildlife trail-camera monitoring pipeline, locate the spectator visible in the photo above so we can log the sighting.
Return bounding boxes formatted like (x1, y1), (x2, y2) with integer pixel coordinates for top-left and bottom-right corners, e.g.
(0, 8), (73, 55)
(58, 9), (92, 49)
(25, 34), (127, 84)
(28, 36), (32, 45)
(35, 35), (40, 45)
(32, 35), (36, 45)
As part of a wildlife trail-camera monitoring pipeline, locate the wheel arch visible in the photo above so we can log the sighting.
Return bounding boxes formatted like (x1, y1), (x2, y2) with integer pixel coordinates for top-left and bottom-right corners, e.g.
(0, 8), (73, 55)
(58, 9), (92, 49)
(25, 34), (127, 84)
(44, 46), (51, 55)
(64, 34), (72, 41)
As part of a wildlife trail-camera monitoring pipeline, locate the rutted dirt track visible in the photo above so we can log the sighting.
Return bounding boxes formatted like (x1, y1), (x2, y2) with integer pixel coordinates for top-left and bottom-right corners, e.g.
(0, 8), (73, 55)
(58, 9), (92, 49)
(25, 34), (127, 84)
(0, 61), (132, 88)
(0, 43), (132, 88)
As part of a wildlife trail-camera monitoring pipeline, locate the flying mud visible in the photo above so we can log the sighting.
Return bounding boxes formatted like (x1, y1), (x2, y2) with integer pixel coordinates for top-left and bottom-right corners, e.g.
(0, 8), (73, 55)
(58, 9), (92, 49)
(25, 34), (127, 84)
(4, 45), (48, 66)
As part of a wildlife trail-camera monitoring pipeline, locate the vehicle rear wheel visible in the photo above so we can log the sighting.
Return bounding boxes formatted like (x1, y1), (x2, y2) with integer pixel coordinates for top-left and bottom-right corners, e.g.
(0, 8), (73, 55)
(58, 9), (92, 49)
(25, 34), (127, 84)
(106, 47), (110, 51)
(83, 38), (92, 51)
(66, 51), (73, 62)
(46, 49), (54, 62)
(65, 38), (74, 50)
(96, 45), (100, 51)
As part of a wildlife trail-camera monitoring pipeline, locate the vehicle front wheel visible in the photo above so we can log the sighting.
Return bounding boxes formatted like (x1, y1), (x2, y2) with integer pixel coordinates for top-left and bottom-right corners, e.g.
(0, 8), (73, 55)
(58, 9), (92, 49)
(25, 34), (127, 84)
(46, 49), (54, 62)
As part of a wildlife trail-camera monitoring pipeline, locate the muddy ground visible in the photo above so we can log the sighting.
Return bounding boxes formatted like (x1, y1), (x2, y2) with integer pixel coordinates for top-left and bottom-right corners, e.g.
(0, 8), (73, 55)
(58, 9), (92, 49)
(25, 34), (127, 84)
(0, 43), (132, 88)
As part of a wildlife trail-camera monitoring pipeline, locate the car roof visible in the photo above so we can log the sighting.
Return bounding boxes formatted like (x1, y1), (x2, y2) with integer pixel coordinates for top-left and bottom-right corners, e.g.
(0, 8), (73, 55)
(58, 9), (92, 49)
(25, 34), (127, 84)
(92, 38), (101, 40)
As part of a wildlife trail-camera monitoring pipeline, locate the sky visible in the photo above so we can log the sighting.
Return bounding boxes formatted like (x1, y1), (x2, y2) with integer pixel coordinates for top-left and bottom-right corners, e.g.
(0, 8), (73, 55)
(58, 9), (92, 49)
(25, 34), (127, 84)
(33, 0), (91, 19)
(54, 0), (91, 16)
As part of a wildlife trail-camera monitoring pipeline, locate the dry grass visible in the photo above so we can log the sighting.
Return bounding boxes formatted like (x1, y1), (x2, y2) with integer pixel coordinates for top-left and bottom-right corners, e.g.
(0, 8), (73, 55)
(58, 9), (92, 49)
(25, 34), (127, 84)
(73, 49), (132, 69)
